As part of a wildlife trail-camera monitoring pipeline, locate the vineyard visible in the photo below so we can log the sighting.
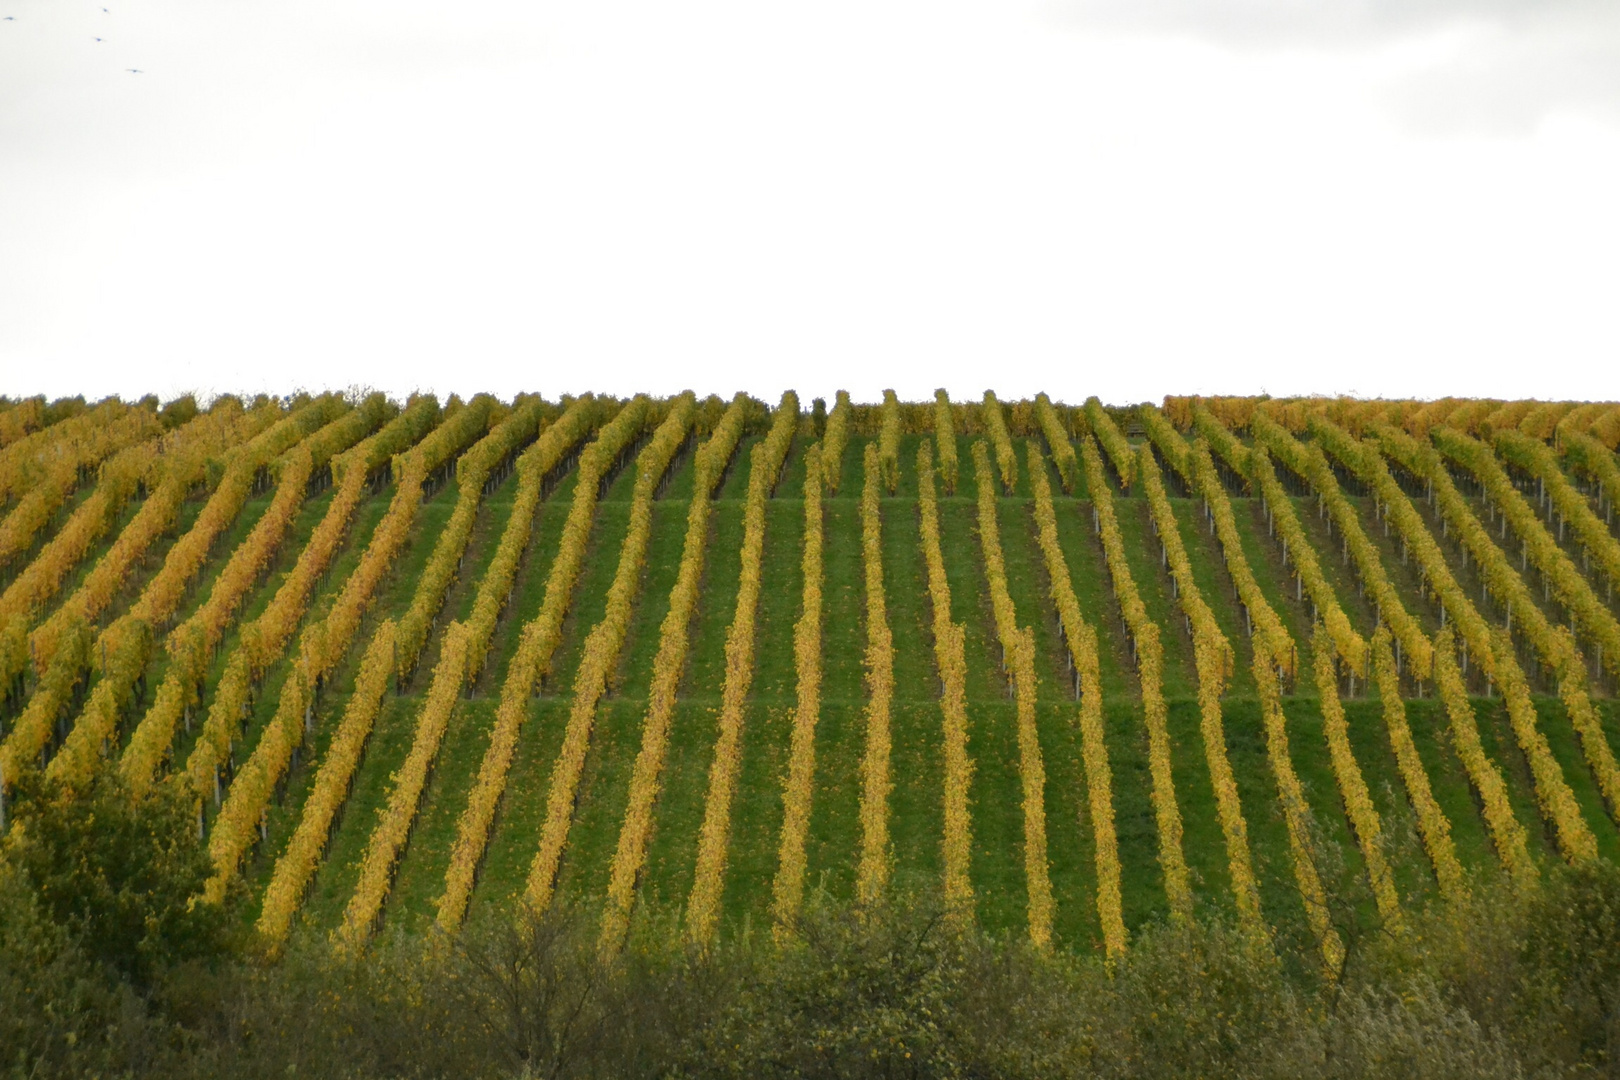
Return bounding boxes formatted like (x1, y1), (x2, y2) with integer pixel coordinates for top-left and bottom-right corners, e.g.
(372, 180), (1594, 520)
(7, 388), (1620, 963)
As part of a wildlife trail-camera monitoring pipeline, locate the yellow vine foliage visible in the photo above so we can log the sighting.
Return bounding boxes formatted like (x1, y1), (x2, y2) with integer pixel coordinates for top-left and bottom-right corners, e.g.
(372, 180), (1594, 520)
(1083, 397), (1135, 490)
(593, 396), (750, 952)
(1372, 426), (1608, 853)
(256, 620), (396, 952)
(878, 390), (901, 493)
(0, 619), (91, 786)
(522, 397), (698, 914)
(1311, 628), (1400, 925)
(980, 391), (1017, 493)
(0, 396), (102, 502)
(180, 397), (483, 805)
(46, 398), (353, 788)
(417, 396), (657, 939)
(0, 405), (270, 780)
(1195, 630), (1265, 929)
(119, 396), (433, 796)
(1551, 403), (1607, 442)
(1369, 629), (1465, 898)
(971, 442), (1053, 949)
(129, 397), (347, 631)
(1550, 624), (1620, 823)
(770, 444), (824, 935)
(821, 390), (852, 495)
(684, 393), (799, 947)
(1138, 443), (1228, 672)
(462, 396), (607, 684)
(1254, 639), (1344, 977)
(933, 390), (958, 494)
(336, 623), (472, 952)
(1077, 435), (1192, 920)
(1134, 433), (1257, 926)
(1034, 394), (1079, 493)
(1190, 440), (1296, 678)
(1333, 420), (1610, 832)
(1311, 418), (1496, 678)
(916, 440), (975, 922)
(1134, 442), (1261, 926)
(306, 396), (498, 680)
(1561, 430), (1620, 540)
(1191, 404), (1254, 479)
(0, 399), (248, 660)
(370, 395), (609, 939)
(29, 400), (281, 672)
(1253, 412), (1431, 679)
(855, 443), (895, 907)
(1435, 426), (1620, 682)
(1431, 629), (1537, 888)
(0, 402), (160, 568)
(497, 397), (653, 706)
(1026, 441), (1125, 956)
(1591, 407), (1620, 450)
(1186, 400), (1370, 678)
(203, 400), (504, 898)
(1139, 403), (1190, 484)
(1489, 627), (1597, 863)
(392, 396), (551, 680)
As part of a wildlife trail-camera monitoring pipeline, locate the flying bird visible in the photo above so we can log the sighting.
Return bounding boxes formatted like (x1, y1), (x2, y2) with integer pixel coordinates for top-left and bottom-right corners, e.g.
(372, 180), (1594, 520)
(3, 16), (15, 20)
(126, 68), (142, 73)
(95, 36), (103, 41)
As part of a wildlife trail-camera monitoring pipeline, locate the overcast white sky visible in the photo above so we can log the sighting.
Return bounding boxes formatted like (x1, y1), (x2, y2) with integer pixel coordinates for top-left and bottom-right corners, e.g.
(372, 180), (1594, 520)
(2, 0), (1617, 405)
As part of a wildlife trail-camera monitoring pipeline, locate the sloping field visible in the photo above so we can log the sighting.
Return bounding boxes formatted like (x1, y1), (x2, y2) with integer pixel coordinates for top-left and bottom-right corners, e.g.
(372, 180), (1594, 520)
(4, 389), (1620, 964)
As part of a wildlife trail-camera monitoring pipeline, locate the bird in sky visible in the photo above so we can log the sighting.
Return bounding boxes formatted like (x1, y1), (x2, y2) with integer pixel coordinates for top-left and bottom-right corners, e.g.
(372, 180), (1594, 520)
(3, 16), (15, 20)
(95, 36), (103, 41)
(126, 68), (142, 73)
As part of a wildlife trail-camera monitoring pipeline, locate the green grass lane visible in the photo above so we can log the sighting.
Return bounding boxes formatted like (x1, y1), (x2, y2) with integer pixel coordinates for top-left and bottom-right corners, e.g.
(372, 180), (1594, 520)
(635, 455), (752, 916)
(0, 480), (98, 593)
(997, 497), (1099, 952)
(800, 468), (867, 905)
(26, 492), (145, 629)
(551, 477), (700, 910)
(1340, 493), (1446, 639)
(1161, 699), (1233, 919)
(1103, 700), (1171, 932)
(938, 490), (1026, 937)
(1277, 698), (1378, 934)
(1115, 496), (1198, 697)
(1218, 698), (1316, 965)
(1173, 496), (1257, 694)
(1229, 496), (1312, 657)
(132, 488), (279, 720)
(1470, 696), (1559, 864)
(548, 469), (702, 873)
(1399, 695), (1499, 880)
(1528, 696), (1620, 861)
(1338, 698), (1440, 909)
(167, 483), (379, 771)
(1054, 499), (1136, 701)
(876, 466), (944, 902)
(718, 496), (803, 930)
(245, 477), (464, 927)
(378, 478), (533, 930)
(1288, 492), (1383, 638)
(466, 466), (643, 916)
(474, 470), (581, 696)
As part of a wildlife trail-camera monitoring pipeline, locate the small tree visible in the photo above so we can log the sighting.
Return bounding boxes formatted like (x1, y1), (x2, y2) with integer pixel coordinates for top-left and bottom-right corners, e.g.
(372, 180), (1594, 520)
(2, 764), (229, 986)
